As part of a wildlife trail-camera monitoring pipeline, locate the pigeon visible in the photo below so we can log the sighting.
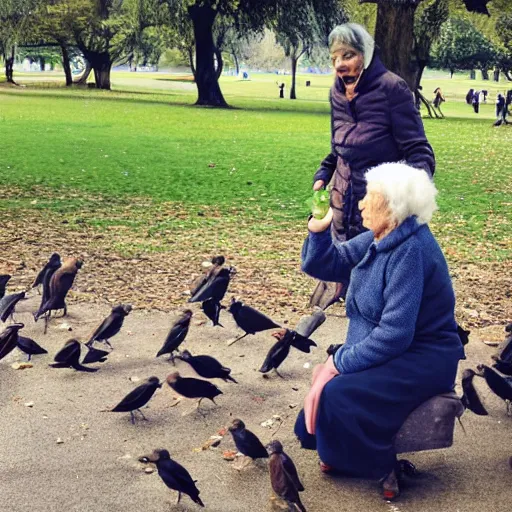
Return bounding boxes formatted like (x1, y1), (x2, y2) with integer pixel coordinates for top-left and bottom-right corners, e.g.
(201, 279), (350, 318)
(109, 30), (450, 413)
(32, 253), (61, 292)
(86, 304), (132, 349)
(17, 335), (48, 361)
(461, 369), (488, 416)
(111, 376), (162, 423)
(0, 291), (25, 322)
(201, 298), (224, 327)
(139, 449), (204, 507)
(50, 339), (97, 372)
(176, 350), (237, 383)
(259, 331), (292, 378)
(189, 256), (234, 303)
(0, 323), (24, 361)
(267, 440), (306, 512)
(156, 310), (193, 362)
(477, 364), (512, 415)
(228, 298), (280, 344)
(228, 419), (268, 460)
(166, 372), (222, 407)
(0, 274), (11, 299)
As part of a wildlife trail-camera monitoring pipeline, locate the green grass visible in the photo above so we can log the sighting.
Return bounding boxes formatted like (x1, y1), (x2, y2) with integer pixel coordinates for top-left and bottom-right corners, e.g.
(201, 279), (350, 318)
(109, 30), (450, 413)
(0, 71), (511, 263)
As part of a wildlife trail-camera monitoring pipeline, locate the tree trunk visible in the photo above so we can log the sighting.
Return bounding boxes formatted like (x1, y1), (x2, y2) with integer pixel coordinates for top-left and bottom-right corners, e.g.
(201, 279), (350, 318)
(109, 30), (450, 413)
(214, 46), (223, 80)
(493, 68), (500, 82)
(74, 59), (92, 85)
(5, 47), (16, 84)
(374, 2), (418, 90)
(188, 4), (228, 107)
(470, 69), (476, 80)
(88, 51), (112, 90)
(60, 44), (73, 86)
(232, 52), (239, 75)
(481, 68), (489, 80)
(187, 46), (196, 79)
(290, 56), (298, 99)
(39, 57), (45, 71)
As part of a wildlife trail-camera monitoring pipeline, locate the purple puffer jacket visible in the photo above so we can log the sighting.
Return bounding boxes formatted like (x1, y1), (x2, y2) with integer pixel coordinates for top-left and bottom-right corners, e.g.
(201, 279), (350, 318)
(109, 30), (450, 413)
(314, 55), (435, 241)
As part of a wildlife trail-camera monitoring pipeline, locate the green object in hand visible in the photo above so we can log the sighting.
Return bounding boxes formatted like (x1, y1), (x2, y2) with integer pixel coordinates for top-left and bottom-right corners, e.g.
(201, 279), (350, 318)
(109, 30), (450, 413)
(306, 189), (330, 219)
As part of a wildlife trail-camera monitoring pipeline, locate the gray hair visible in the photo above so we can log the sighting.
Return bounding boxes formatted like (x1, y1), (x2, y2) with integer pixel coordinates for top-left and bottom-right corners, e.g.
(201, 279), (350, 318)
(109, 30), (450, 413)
(365, 163), (438, 225)
(329, 23), (375, 69)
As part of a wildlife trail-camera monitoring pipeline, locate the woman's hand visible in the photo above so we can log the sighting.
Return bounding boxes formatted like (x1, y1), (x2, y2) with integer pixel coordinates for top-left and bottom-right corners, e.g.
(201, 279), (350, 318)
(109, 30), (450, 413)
(313, 179), (325, 191)
(308, 207), (333, 233)
(304, 355), (340, 435)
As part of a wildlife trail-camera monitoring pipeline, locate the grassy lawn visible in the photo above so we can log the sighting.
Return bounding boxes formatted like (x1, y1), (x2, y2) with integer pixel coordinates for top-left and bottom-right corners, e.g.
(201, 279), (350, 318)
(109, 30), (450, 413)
(0, 71), (510, 331)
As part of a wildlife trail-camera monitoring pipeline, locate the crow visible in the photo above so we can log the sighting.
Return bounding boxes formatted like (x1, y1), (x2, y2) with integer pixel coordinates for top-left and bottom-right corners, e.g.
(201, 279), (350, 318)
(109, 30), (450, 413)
(189, 256), (234, 303)
(139, 449), (204, 507)
(189, 256), (225, 297)
(267, 440), (306, 512)
(0, 323), (24, 361)
(201, 298), (224, 327)
(228, 298), (280, 344)
(50, 339), (97, 372)
(32, 253), (61, 293)
(228, 419), (268, 460)
(166, 372), (222, 408)
(461, 369), (488, 416)
(176, 350), (237, 383)
(17, 335), (48, 362)
(0, 291), (25, 323)
(86, 304), (132, 349)
(0, 274), (11, 299)
(111, 376), (162, 424)
(477, 364), (512, 415)
(492, 324), (512, 376)
(259, 331), (292, 378)
(156, 310), (193, 362)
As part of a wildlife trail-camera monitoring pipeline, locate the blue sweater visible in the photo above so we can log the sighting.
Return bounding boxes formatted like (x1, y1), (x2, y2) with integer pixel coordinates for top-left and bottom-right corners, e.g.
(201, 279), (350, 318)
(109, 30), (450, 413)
(302, 216), (464, 374)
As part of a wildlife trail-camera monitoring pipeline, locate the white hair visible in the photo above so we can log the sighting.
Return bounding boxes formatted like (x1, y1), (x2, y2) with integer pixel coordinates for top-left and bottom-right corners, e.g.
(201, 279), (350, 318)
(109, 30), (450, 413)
(365, 163), (438, 225)
(329, 23), (375, 69)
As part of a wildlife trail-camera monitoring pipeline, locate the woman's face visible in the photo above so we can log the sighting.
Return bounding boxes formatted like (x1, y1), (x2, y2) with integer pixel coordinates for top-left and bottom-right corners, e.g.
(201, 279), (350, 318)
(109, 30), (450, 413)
(331, 44), (364, 82)
(358, 189), (393, 239)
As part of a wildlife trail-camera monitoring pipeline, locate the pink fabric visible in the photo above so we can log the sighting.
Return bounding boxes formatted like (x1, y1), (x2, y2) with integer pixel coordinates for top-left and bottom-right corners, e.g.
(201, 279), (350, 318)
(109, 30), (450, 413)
(304, 355), (340, 434)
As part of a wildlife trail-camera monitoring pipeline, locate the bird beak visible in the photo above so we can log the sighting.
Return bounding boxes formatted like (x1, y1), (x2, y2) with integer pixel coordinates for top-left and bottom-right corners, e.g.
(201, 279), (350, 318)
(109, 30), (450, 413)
(139, 452), (159, 463)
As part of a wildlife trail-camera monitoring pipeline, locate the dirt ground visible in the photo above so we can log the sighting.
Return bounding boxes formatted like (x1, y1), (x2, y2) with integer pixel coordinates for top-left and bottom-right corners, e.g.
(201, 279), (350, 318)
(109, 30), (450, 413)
(1, 293), (511, 512)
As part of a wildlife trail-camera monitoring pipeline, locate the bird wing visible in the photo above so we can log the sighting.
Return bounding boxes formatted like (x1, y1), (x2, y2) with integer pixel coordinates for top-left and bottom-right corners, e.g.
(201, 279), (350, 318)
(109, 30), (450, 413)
(237, 305), (280, 333)
(189, 267), (229, 303)
(112, 382), (158, 412)
(289, 331), (317, 354)
(482, 366), (512, 402)
(461, 370), (488, 415)
(269, 454), (302, 503)
(157, 322), (189, 356)
(0, 293), (24, 322)
(49, 269), (77, 308)
(176, 377), (221, 399)
(160, 459), (201, 500)
(54, 341), (81, 364)
(0, 329), (18, 361)
(259, 340), (290, 373)
(17, 336), (47, 355)
(89, 314), (115, 343)
(282, 452), (304, 492)
(235, 429), (268, 459)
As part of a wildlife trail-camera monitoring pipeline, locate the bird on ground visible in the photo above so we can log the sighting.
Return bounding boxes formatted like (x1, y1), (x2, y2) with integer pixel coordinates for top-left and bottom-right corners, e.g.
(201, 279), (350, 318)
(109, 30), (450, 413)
(176, 350), (237, 383)
(17, 335), (48, 361)
(477, 364), (512, 415)
(461, 369), (488, 415)
(259, 331), (293, 378)
(0, 274), (11, 299)
(267, 440), (306, 512)
(34, 257), (83, 333)
(32, 253), (61, 293)
(111, 376), (162, 424)
(294, 308), (326, 339)
(139, 449), (204, 507)
(492, 324), (512, 376)
(0, 323), (24, 361)
(166, 372), (222, 408)
(228, 419), (268, 461)
(86, 304), (132, 349)
(0, 291), (25, 323)
(156, 309), (193, 362)
(189, 256), (234, 303)
(228, 299), (280, 344)
(201, 298), (224, 327)
(50, 339), (97, 372)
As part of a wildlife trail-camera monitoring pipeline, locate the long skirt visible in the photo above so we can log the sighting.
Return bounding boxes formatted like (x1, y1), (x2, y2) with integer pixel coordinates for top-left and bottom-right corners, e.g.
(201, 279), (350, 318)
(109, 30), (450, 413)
(294, 344), (460, 479)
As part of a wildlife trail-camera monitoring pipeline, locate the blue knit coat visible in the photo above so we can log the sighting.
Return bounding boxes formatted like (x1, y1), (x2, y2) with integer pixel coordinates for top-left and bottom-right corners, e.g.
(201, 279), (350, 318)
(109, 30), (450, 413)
(294, 216), (464, 478)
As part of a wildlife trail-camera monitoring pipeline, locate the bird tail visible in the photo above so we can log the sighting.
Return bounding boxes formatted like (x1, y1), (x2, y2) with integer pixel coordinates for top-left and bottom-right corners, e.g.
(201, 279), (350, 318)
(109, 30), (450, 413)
(71, 363), (99, 373)
(226, 375), (238, 384)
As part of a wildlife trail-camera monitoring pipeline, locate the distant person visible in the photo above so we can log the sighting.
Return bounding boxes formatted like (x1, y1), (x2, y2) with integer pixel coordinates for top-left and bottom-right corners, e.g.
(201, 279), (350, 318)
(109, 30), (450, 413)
(496, 93), (505, 119)
(309, 22), (435, 308)
(466, 88), (474, 105)
(482, 89), (488, 103)
(243, 71), (248, 80)
(278, 82), (285, 98)
(472, 90), (480, 113)
(432, 87), (445, 118)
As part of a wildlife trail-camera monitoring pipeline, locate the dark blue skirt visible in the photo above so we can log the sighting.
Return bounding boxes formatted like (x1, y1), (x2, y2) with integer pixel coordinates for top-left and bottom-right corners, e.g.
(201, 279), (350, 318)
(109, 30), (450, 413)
(294, 343), (460, 479)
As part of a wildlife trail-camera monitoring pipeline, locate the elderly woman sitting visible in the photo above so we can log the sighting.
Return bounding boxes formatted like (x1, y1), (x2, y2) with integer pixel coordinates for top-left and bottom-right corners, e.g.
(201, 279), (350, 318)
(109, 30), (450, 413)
(295, 163), (464, 500)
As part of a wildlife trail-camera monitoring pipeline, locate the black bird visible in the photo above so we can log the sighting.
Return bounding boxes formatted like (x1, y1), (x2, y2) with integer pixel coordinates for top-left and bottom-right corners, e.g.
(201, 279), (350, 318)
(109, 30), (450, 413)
(0, 323), (24, 361)
(32, 253), (61, 292)
(0, 274), (11, 299)
(17, 335), (48, 361)
(492, 325), (512, 376)
(82, 345), (110, 365)
(166, 372), (222, 407)
(86, 304), (132, 349)
(201, 298), (224, 327)
(111, 376), (162, 423)
(228, 298), (280, 344)
(0, 291), (25, 323)
(34, 257), (83, 333)
(176, 350), (237, 383)
(326, 343), (343, 357)
(259, 331), (292, 378)
(139, 449), (204, 507)
(294, 308), (326, 339)
(228, 419), (268, 460)
(477, 364), (512, 415)
(457, 324), (470, 346)
(288, 330), (317, 354)
(189, 256), (234, 303)
(50, 339), (97, 372)
(189, 256), (225, 296)
(461, 369), (488, 416)
(156, 309), (193, 362)
(267, 440), (306, 512)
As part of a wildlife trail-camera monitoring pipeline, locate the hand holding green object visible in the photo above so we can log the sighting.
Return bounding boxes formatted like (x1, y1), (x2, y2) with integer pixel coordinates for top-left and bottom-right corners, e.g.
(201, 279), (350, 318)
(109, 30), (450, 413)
(307, 189), (330, 219)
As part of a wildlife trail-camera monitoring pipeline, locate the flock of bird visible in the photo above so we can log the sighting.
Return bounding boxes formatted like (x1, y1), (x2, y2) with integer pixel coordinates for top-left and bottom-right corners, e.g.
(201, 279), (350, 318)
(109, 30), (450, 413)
(0, 253), (327, 510)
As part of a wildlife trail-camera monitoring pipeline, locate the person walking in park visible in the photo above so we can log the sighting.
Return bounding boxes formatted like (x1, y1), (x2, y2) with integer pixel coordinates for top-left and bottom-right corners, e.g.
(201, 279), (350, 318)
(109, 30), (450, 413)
(472, 91), (480, 113)
(295, 163), (464, 500)
(309, 23), (435, 308)
(432, 87), (445, 118)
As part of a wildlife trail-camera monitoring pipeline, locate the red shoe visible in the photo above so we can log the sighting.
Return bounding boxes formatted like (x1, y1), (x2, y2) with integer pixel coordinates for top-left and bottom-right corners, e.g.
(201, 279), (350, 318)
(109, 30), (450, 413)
(319, 461), (334, 473)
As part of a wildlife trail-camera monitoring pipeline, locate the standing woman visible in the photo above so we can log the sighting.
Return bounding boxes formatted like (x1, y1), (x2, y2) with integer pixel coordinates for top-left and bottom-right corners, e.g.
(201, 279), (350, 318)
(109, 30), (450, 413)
(310, 23), (435, 306)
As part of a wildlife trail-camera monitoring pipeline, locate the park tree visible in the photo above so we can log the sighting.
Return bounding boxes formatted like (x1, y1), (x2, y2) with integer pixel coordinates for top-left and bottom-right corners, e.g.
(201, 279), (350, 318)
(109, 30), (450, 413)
(274, 0), (348, 99)
(496, 14), (512, 79)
